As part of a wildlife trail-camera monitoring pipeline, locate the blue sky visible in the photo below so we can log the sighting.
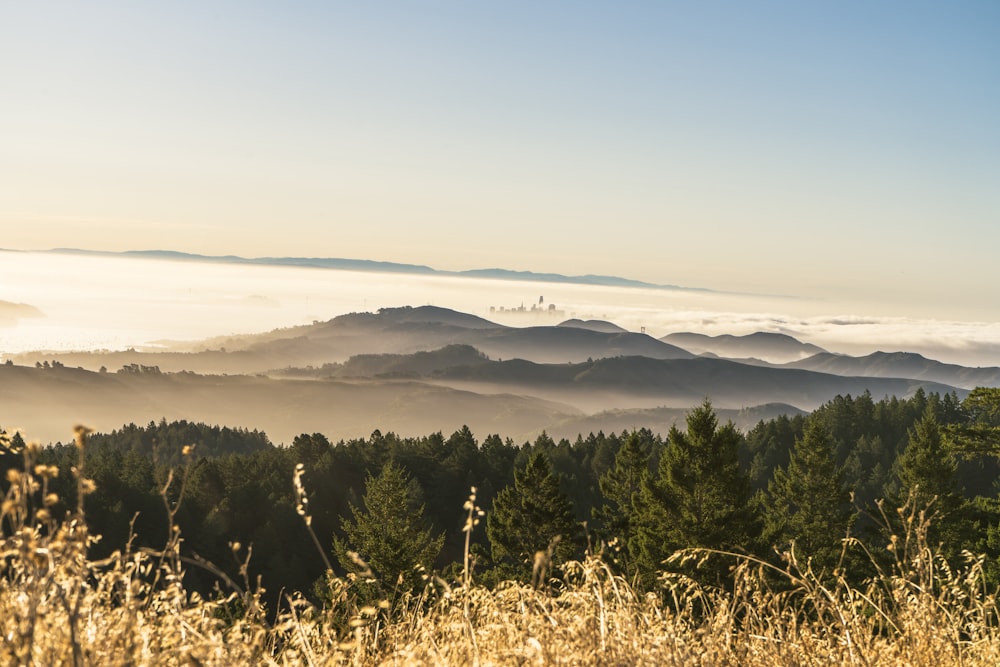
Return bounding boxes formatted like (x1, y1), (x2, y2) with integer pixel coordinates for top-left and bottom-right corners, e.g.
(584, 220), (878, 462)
(1, 1), (998, 319)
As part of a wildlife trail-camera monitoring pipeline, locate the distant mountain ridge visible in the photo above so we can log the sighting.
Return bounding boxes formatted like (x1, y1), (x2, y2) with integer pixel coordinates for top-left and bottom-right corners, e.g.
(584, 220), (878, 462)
(50, 248), (439, 275)
(0, 300), (44, 326)
(45, 248), (716, 293)
(9, 305), (694, 372)
(5, 303), (992, 445)
(399, 351), (962, 413)
(11, 305), (993, 400)
(661, 331), (827, 363)
(558, 319), (629, 334)
(783, 351), (1000, 390)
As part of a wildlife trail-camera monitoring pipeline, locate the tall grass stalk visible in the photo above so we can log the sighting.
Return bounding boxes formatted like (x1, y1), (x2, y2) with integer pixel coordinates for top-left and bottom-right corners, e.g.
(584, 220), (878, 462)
(0, 432), (998, 665)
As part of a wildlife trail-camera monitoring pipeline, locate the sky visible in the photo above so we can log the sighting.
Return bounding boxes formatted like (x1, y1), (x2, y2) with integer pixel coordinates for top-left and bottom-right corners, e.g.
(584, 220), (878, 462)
(1, 2), (999, 321)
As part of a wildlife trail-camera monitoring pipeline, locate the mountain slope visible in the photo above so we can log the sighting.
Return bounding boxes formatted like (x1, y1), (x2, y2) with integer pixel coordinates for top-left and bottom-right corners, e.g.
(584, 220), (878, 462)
(48, 248), (712, 292)
(11, 306), (693, 373)
(0, 363), (580, 445)
(429, 354), (962, 412)
(783, 351), (1000, 390)
(661, 331), (826, 363)
(0, 300), (44, 326)
(558, 319), (629, 334)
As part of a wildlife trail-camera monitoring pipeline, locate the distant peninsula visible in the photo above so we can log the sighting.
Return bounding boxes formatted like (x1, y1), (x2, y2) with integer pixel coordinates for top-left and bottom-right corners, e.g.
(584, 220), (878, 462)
(44, 248), (715, 293)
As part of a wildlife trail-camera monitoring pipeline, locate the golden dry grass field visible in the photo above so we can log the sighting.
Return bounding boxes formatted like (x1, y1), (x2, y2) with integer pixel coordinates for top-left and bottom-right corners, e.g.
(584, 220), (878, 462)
(2, 428), (998, 666)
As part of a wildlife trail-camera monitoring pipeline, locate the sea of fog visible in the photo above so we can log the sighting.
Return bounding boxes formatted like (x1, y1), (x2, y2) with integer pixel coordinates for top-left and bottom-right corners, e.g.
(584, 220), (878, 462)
(3, 250), (1000, 367)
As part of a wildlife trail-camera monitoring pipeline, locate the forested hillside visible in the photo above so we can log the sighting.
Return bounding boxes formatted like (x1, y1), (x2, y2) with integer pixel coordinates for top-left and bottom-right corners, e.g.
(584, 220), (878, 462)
(6, 386), (1000, 664)
(5, 387), (1000, 612)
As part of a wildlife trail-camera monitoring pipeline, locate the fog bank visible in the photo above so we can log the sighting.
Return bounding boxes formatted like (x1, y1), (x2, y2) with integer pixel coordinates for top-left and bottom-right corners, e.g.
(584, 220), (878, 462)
(2, 251), (999, 367)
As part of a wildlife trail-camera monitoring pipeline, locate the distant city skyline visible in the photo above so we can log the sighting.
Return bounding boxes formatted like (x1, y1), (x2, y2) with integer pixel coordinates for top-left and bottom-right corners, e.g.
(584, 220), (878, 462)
(2, 2), (998, 322)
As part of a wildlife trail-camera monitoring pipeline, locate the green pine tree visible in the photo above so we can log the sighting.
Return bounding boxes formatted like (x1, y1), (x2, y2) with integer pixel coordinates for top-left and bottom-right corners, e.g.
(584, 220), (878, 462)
(593, 430), (652, 568)
(887, 408), (966, 551)
(764, 420), (854, 573)
(631, 400), (760, 586)
(965, 387), (1000, 427)
(945, 387), (1000, 456)
(891, 408), (960, 510)
(487, 450), (583, 581)
(333, 461), (443, 592)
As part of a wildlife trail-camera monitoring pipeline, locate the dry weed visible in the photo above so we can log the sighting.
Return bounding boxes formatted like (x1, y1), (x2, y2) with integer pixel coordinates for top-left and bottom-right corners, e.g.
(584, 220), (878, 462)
(1, 433), (998, 666)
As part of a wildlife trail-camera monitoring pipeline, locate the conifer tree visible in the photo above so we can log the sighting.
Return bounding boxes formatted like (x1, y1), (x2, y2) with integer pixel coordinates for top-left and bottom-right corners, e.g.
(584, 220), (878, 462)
(965, 387), (1000, 428)
(487, 450), (583, 580)
(334, 461), (443, 591)
(946, 387), (1000, 456)
(765, 420), (854, 572)
(631, 400), (760, 586)
(891, 408), (960, 512)
(593, 430), (652, 567)
(887, 408), (965, 552)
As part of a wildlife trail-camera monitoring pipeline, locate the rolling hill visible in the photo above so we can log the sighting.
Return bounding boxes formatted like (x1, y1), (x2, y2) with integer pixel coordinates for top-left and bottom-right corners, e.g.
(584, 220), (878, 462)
(0, 299), (44, 326)
(558, 319), (630, 334)
(782, 351), (1000, 390)
(661, 331), (827, 363)
(10, 306), (693, 373)
(0, 363), (581, 445)
(5, 305), (995, 446)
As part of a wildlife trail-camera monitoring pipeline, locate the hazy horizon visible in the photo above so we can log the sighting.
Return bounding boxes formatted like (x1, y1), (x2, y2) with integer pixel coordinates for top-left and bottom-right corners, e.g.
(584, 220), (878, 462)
(3, 250), (1000, 368)
(2, 2), (998, 327)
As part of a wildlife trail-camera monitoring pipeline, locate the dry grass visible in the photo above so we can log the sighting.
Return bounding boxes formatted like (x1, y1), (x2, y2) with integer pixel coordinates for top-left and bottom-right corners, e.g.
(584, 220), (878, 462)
(2, 430), (999, 665)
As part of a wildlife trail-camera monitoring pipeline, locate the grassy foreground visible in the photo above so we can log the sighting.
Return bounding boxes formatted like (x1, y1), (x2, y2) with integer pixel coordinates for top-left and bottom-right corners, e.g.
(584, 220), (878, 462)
(3, 432), (999, 666)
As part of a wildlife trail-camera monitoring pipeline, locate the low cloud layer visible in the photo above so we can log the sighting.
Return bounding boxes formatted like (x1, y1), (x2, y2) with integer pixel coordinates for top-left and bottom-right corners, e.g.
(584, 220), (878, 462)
(3, 251), (999, 368)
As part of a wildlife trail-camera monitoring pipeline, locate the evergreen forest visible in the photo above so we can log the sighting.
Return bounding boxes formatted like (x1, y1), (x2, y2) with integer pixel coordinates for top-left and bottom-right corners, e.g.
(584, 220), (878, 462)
(5, 387), (1000, 614)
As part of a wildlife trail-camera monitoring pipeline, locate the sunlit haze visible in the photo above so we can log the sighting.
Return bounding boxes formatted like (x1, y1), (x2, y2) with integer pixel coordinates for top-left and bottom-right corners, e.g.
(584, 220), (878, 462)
(3, 251), (1000, 368)
(1, 3), (998, 346)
